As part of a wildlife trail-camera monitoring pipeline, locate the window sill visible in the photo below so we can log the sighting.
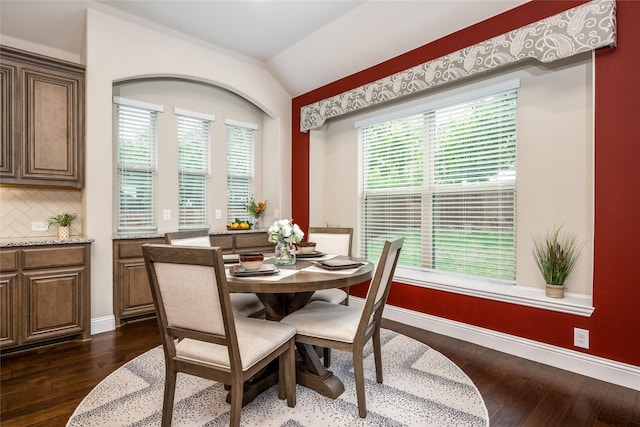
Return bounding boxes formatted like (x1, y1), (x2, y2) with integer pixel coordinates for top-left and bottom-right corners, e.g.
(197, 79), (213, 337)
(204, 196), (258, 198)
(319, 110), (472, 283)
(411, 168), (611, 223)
(395, 268), (594, 317)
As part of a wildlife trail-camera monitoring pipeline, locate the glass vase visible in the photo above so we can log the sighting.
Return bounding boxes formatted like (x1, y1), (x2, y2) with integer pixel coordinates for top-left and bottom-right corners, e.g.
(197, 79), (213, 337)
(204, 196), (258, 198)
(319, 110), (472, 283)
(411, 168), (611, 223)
(254, 215), (262, 230)
(275, 241), (296, 266)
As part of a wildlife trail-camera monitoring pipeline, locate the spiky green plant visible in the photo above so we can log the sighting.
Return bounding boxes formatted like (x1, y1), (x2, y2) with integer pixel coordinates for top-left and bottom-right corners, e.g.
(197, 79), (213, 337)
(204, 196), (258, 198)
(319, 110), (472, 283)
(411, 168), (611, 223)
(532, 226), (584, 286)
(47, 213), (78, 229)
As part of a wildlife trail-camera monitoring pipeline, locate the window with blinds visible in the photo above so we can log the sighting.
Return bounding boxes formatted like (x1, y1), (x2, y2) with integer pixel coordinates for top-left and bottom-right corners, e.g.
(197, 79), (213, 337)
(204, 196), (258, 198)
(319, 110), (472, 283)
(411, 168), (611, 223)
(177, 112), (211, 229)
(115, 100), (160, 232)
(358, 85), (518, 282)
(226, 120), (257, 222)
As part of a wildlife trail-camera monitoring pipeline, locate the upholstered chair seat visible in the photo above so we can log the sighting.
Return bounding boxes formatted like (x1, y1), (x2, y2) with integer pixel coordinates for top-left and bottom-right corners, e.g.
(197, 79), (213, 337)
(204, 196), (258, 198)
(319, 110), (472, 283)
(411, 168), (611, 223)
(308, 288), (348, 305)
(281, 301), (361, 342)
(176, 316), (296, 370)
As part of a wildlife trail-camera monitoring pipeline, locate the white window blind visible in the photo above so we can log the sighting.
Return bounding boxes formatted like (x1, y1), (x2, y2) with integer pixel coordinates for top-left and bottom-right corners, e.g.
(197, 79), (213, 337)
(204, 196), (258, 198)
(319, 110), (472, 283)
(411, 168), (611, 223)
(115, 101), (159, 232)
(359, 87), (517, 282)
(177, 113), (211, 229)
(226, 121), (256, 222)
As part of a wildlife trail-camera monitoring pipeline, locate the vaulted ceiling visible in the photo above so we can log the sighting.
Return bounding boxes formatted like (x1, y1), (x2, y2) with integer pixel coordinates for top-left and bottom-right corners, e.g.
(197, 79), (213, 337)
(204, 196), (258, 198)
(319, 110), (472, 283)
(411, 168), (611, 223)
(0, 0), (529, 96)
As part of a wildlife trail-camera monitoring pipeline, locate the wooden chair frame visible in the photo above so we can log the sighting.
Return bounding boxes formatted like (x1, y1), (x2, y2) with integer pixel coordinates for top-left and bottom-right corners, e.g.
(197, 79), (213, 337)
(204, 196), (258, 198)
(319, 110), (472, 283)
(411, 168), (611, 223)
(307, 226), (353, 304)
(164, 228), (211, 245)
(283, 237), (403, 418)
(143, 244), (296, 427)
(307, 227), (355, 366)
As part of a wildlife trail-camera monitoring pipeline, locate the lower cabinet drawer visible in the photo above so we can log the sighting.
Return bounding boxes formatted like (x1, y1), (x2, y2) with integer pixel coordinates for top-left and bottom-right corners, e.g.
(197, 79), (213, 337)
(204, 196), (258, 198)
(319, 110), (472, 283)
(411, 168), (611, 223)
(0, 250), (18, 272)
(22, 246), (86, 269)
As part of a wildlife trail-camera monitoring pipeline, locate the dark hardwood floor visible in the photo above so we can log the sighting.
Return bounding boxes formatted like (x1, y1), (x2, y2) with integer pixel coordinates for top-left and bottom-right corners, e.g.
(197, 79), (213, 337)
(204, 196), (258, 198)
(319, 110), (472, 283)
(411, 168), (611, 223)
(2, 318), (639, 426)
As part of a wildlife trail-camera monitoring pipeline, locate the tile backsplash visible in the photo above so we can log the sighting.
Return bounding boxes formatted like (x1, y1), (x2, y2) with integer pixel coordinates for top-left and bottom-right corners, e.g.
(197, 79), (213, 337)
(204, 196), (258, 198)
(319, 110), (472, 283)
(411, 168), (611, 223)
(0, 187), (83, 239)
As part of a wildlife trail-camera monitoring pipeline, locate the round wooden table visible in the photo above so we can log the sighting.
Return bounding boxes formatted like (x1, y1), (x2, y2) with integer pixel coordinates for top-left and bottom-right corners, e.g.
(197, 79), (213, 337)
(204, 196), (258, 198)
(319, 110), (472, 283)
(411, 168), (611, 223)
(226, 256), (374, 402)
(228, 256), (373, 320)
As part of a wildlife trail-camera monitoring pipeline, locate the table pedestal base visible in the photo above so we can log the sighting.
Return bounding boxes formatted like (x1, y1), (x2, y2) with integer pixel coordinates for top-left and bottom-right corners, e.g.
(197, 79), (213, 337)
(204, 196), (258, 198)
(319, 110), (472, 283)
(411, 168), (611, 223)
(226, 364), (279, 407)
(296, 366), (345, 399)
(227, 343), (345, 405)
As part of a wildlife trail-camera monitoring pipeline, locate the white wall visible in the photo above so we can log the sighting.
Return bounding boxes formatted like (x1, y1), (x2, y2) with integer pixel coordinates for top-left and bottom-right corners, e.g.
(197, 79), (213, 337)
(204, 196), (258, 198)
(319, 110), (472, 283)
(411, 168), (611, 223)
(84, 8), (292, 323)
(310, 54), (594, 295)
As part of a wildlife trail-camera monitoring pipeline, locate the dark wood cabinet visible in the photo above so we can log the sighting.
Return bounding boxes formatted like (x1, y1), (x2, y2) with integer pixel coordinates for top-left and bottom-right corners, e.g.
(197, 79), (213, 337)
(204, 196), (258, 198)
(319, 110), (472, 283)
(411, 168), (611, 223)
(0, 45), (85, 188)
(113, 232), (274, 326)
(0, 250), (19, 348)
(113, 237), (163, 327)
(0, 243), (91, 353)
(0, 62), (16, 177)
(232, 232), (275, 253)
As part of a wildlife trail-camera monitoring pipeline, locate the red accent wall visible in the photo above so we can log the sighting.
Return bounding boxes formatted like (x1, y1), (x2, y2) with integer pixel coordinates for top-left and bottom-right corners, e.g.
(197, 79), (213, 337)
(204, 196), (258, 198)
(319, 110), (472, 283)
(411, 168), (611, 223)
(292, 0), (640, 367)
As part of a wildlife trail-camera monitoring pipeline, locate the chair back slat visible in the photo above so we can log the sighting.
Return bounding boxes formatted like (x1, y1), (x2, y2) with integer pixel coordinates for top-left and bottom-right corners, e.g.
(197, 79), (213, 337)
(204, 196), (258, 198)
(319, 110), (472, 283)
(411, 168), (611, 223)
(359, 237), (403, 332)
(371, 246), (401, 306)
(143, 244), (239, 360)
(164, 229), (211, 247)
(169, 236), (211, 246)
(308, 227), (353, 256)
(154, 262), (224, 335)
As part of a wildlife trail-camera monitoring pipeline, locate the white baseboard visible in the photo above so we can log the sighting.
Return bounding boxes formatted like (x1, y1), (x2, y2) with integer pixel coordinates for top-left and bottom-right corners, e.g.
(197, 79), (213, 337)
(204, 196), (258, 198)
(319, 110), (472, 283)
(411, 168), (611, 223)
(350, 297), (640, 391)
(91, 315), (116, 335)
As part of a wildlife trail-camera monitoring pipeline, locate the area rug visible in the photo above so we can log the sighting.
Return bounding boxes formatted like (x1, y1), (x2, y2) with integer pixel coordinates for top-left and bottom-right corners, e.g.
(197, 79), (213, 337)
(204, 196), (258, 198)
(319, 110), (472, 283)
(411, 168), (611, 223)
(67, 329), (488, 426)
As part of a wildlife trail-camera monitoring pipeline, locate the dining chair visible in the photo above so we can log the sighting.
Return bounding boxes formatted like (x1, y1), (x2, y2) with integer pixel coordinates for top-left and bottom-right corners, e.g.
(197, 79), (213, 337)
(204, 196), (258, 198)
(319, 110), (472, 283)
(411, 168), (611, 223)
(164, 228), (212, 247)
(165, 229), (265, 318)
(305, 227), (354, 367)
(306, 227), (353, 306)
(281, 236), (403, 418)
(142, 243), (297, 427)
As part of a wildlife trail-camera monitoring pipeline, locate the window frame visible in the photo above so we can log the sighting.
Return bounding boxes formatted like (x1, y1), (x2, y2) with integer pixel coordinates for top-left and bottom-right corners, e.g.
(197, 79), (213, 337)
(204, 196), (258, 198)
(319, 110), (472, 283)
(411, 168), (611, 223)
(175, 108), (214, 230)
(357, 80), (519, 284)
(226, 119), (259, 223)
(114, 96), (163, 233)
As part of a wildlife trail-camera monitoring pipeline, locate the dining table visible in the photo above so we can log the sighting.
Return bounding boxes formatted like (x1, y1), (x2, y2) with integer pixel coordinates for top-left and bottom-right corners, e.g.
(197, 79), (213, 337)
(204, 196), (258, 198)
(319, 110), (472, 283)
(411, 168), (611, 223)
(225, 253), (374, 404)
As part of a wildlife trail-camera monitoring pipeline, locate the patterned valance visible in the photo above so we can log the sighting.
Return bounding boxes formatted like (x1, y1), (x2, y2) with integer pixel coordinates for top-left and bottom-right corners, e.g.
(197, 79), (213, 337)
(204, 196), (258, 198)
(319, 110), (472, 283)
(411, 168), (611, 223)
(300, 0), (616, 132)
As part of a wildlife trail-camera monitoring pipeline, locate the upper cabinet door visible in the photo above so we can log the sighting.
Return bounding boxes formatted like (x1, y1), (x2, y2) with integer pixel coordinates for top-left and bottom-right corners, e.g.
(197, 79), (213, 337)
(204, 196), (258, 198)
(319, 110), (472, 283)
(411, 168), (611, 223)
(22, 68), (82, 184)
(0, 46), (85, 188)
(0, 62), (17, 179)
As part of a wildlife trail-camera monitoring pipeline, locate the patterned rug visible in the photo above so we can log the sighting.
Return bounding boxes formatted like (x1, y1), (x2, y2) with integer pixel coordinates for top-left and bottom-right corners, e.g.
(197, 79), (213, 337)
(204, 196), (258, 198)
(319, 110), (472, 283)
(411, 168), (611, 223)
(67, 329), (488, 426)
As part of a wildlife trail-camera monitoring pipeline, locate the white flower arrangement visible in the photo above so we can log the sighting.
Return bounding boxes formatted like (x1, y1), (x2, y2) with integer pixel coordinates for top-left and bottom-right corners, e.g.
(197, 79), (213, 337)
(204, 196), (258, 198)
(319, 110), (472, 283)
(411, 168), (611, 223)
(267, 219), (304, 244)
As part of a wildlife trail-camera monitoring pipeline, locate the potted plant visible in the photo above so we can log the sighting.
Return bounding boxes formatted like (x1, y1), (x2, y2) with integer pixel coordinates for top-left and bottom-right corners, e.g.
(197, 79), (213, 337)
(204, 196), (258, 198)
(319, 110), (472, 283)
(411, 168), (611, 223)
(246, 197), (268, 229)
(47, 213), (78, 240)
(532, 225), (584, 298)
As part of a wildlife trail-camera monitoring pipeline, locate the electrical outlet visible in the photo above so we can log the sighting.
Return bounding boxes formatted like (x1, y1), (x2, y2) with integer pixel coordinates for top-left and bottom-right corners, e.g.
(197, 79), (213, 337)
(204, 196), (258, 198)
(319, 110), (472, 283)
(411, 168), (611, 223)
(163, 209), (171, 220)
(32, 222), (48, 231)
(574, 327), (589, 349)
(274, 209), (279, 219)
(215, 209), (222, 220)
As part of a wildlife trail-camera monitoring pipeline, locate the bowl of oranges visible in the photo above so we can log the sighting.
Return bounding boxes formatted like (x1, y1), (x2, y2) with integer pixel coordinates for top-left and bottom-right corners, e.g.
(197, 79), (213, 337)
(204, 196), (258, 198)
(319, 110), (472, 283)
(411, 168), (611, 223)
(227, 219), (253, 230)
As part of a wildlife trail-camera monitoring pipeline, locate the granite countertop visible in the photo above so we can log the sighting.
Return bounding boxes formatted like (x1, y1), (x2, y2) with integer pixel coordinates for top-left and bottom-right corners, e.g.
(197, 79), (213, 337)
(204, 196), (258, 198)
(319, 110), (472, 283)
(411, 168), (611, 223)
(0, 237), (95, 248)
(111, 233), (164, 240)
(112, 229), (267, 240)
(1, 229), (268, 247)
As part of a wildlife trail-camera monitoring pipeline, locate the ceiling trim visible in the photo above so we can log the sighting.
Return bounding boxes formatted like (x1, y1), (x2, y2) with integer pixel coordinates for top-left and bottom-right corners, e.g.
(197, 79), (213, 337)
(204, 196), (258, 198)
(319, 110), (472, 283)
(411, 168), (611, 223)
(300, 0), (616, 132)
